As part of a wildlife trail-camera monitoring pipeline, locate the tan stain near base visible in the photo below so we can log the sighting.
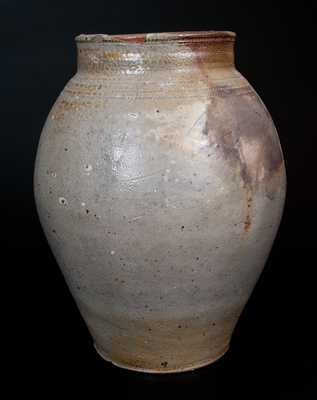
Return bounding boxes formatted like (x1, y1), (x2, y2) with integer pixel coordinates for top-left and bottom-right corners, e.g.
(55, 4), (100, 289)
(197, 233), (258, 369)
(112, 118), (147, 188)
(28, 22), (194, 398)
(79, 300), (240, 372)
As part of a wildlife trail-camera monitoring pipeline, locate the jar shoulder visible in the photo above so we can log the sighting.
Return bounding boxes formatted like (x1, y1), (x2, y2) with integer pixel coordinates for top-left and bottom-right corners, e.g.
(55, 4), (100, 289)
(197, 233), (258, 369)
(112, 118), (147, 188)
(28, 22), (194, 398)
(35, 68), (286, 195)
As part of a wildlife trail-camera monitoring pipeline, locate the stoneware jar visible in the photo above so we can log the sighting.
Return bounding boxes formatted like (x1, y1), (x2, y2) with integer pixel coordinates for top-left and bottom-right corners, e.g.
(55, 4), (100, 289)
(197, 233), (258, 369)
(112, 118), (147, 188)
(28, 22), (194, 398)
(34, 31), (286, 373)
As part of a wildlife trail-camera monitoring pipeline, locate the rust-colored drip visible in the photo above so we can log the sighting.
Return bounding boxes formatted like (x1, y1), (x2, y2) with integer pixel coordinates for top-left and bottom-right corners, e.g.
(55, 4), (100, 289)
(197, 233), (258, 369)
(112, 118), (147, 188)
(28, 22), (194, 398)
(244, 194), (253, 232)
(111, 34), (146, 43)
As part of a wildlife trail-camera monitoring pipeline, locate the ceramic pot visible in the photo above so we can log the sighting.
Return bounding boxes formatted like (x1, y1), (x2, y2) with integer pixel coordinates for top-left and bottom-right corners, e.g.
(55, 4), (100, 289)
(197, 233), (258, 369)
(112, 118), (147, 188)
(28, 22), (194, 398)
(34, 31), (286, 373)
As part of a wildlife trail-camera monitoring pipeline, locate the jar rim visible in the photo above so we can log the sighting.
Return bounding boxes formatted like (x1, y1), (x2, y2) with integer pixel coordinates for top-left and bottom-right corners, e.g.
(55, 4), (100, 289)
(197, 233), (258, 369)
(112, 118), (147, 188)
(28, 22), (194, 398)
(75, 30), (236, 44)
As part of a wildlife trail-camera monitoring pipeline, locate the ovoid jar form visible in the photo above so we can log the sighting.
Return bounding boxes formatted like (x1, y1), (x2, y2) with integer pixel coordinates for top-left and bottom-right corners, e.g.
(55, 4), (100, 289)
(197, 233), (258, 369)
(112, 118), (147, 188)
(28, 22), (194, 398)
(34, 31), (286, 373)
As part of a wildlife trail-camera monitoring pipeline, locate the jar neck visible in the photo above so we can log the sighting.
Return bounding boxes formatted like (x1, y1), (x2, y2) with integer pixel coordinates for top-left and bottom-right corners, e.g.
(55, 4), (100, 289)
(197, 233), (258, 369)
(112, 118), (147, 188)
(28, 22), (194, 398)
(76, 32), (235, 76)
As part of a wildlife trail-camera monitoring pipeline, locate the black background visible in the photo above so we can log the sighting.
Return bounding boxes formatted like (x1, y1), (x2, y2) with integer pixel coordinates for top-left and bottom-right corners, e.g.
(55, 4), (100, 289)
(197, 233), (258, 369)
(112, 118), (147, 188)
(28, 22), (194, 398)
(2, 0), (316, 397)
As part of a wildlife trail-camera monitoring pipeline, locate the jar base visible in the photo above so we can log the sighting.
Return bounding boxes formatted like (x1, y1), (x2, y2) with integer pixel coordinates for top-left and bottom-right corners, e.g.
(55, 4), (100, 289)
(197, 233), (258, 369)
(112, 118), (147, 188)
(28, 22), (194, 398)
(93, 342), (230, 374)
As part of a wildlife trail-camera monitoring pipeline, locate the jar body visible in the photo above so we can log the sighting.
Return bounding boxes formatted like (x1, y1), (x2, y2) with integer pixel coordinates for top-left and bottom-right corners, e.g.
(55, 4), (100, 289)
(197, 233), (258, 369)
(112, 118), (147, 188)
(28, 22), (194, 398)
(34, 32), (286, 372)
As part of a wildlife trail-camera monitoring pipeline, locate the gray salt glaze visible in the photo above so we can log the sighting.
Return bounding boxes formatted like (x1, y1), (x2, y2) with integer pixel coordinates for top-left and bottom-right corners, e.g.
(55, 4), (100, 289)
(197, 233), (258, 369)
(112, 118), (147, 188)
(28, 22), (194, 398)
(34, 31), (286, 373)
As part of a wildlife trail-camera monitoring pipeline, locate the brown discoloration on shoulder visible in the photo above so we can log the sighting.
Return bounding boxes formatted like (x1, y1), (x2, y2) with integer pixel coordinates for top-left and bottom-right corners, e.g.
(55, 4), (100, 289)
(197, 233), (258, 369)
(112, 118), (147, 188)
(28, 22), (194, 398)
(203, 92), (283, 232)
(188, 40), (284, 233)
(52, 96), (103, 122)
(185, 40), (284, 232)
(204, 93), (283, 191)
